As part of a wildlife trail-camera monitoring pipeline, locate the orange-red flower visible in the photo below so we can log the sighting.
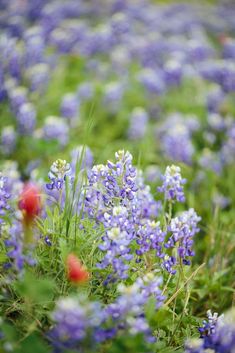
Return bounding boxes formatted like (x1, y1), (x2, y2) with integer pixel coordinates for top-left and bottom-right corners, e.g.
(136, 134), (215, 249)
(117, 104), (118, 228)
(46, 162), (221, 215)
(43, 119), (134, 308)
(19, 182), (41, 225)
(67, 254), (89, 283)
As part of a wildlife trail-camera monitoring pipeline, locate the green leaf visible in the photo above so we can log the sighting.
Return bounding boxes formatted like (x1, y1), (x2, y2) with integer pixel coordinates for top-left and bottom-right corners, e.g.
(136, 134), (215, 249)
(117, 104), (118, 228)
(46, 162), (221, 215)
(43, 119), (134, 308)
(14, 272), (56, 305)
(15, 333), (51, 353)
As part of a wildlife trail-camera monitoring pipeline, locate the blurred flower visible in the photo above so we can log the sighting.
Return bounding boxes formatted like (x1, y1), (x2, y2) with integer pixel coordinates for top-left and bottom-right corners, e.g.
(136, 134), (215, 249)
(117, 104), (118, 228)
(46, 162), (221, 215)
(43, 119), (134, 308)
(77, 81), (94, 101)
(128, 107), (149, 140)
(8, 86), (28, 114)
(103, 81), (124, 112)
(42, 116), (69, 146)
(199, 149), (222, 175)
(0, 174), (11, 226)
(144, 165), (161, 183)
(49, 297), (105, 350)
(70, 145), (93, 172)
(158, 165), (186, 202)
(18, 182), (41, 225)
(16, 102), (36, 135)
(26, 63), (49, 92)
(157, 113), (197, 165)
(184, 309), (235, 353)
(138, 68), (165, 95)
(66, 254), (89, 283)
(1, 126), (16, 155)
(4, 220), (36, 273)
(60, 93), (79, 122)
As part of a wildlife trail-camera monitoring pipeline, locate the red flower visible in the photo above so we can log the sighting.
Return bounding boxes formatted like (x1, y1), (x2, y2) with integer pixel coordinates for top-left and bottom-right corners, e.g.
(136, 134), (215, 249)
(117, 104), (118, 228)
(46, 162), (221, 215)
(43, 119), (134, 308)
(19, 183), (41, 225)
(218, 33), (229, 45)
(67, 254), (89, 283)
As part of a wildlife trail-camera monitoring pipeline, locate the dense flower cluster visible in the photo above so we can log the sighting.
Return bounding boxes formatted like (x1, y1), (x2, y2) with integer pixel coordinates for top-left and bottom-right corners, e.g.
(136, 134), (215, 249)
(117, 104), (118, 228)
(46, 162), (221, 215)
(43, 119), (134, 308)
(0, 1), (234, 352)
(0, 174), (11, 226)
(84, 151), (200, 280)
(158, 165), (186, 203)
(49, 297), (104, 351)
(4, 221), (36, 274)
(165, 209), (201, 266)
(128, 107), (149, 140)
(49, 273), (164, 350)
(0, 0), (234, 176)
(185, 310), (235, 353)
(42, 116), (69, 147)
(156, 114), (199, 165)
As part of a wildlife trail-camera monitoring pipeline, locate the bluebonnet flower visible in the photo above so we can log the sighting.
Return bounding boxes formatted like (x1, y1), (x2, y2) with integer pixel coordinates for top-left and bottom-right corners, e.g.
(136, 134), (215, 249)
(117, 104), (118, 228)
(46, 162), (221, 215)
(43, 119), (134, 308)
(1, 161), (23, 197)
(4, 221), (25, 272)
(207, 113), (225, 131)
(106, 274), (164, 340)
(158, 165), (186, 203)
(157, 113), (198, 165)
(212, 193), (230, 209)
(184, 339), (207, 353)
(164, 208), (201, 267)
(221, 124), (235, 165)
(222, 38), (235, 59)
(24, 27), (46, 67)
(161, 255), (177, 275)
(0, 67), (6, 101)
(138, 68), (165, 95)
(161, 129), (195, 165)
(207, 309), (235, 352)
(199, 149), (223, 175)
(46, 159), (71, 191)
(184, 309), (235, 353)
(135, 220), (165, 258)
(85, 150), (138, 219)
(203, 131), (216, 145)
(8, 86), (28, 114)
(4, 221), (36, 274)
(1, 126), (16, 155)
(97, 205), (134, 280)
(85, 151), (162, 279)
(200, 61), (235, 93)
(60, 93), (79, 122)
(198, 310), (222, 338)
(128, 107), (149, 140)
(85, 151), (196, 279)
(164, 60), (182, 86)
(93, 24), (114, 54)
(0, 174), (11, 226)
(136, 273), (165, 309)
(42, 116), (69, 147)
(49, 273), (164, 349)
(44, 235), (52, 246)
(187, 39), (213, 62)
(206, 86), (226, 113)
(77, 81), (94, 101)
(110, 12), (130, 37)
(110, 45), (130, 74)
(135, 171), (162, 219)
(103, 81), (124, 112)
(26, 63), (50, 92)
(49, 297), (105, 351)
(144, 165), (161, 183)
(7, 45), (23, 81)
(16, 103), (36, 135)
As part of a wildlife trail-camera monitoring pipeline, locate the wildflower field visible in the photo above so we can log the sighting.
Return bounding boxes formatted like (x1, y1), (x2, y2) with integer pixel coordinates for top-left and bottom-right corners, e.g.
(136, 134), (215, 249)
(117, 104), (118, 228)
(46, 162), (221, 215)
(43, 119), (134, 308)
(0, 0), (235, 352)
